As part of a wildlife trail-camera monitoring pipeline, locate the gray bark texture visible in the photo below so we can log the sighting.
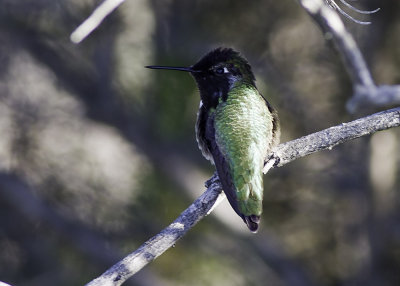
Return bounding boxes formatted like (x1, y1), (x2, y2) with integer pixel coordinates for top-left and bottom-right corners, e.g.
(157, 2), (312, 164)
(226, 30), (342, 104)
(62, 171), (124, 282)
(272, 107), (400, 167)
(86, 175), (223, 286)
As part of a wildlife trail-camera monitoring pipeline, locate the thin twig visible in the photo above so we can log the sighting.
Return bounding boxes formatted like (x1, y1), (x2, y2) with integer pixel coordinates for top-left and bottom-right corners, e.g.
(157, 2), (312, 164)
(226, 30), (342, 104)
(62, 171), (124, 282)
(337, 0), (379, 15)
(325, 0), (379, 25)
(87, 107), (400, 286)
(70, 0), (125, 44)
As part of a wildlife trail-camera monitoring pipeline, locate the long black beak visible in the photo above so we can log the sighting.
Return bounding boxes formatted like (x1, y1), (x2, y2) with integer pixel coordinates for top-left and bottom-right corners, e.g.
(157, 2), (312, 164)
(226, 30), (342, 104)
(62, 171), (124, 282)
(145, 65), (197, 73)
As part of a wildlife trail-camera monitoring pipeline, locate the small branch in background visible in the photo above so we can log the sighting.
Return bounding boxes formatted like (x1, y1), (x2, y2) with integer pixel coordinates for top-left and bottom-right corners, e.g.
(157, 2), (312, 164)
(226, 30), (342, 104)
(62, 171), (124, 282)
(347, 84), (400, 113)
(298, 0), (400, 112)
(299, 0), (375, 88)
(70, 0), (126, 44)
(325, 0), (380, 25)
(70, 0), (398, 112)
(87, 107), (400, 286)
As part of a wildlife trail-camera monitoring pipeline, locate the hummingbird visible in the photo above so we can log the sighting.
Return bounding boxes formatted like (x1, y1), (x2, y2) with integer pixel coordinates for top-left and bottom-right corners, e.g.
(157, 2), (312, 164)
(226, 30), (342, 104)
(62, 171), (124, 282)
(146, 48), (280, 232)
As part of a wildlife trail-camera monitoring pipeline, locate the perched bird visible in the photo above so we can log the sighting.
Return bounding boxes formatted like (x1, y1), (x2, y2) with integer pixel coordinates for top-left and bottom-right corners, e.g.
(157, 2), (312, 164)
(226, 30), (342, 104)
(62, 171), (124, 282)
(146, 48), (280, 232)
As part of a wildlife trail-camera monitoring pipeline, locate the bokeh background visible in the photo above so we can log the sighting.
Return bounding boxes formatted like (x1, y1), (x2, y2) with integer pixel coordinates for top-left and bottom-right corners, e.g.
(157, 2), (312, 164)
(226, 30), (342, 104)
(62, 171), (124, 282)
(0, 0), (399, 285)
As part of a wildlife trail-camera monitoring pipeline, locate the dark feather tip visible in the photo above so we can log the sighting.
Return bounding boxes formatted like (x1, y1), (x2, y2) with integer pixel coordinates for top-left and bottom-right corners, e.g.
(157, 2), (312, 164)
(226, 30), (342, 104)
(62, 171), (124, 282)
(244, 215), (260, 233)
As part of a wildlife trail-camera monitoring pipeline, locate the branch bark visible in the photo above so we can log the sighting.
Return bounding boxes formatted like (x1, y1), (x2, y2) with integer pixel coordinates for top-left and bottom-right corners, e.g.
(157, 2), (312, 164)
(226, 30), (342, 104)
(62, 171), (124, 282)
(86, 107), (400, 286)
(86, 175), (224, 286)
(271, 107), (400, 167)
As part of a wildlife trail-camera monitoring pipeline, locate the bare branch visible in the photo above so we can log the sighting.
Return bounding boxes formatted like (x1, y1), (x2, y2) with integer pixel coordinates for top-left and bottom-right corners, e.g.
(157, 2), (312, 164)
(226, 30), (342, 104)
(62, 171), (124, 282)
(269, 107), (400, 168)
(298, 0), (400, 112)
(86, 176), (224, 286)
(70, 0), (125, 44)
(70, 0), (398, 111)
(347, 85), (400, 113)
(87, 107), (400, 286)
(299, 0), (375, 87)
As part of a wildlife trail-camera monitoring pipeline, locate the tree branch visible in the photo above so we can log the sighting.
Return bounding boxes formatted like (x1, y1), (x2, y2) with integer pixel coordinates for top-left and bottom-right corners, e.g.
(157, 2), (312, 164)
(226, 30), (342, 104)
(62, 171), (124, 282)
(70, 0), (400, 110)
(347, 84), (400, 113)
(271, 107), (400, 168)
(86, 107), (400, 286)
(86, 175), (224, 286)
(299, 0), (375, 87)
(297, 0), (400, 112)
(70, 0), (126, 44)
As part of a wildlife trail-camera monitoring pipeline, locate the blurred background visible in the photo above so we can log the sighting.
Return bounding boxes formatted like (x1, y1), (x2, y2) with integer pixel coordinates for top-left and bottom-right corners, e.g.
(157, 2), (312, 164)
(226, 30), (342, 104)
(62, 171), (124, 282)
(0, 0), (399, 285)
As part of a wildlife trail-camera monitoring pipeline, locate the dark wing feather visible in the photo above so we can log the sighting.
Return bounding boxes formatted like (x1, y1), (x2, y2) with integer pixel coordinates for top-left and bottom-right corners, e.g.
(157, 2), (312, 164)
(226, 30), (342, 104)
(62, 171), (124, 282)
(203, 112), (242, 217)
(195, 102), (214, 163)
(197, 102), (260, 232)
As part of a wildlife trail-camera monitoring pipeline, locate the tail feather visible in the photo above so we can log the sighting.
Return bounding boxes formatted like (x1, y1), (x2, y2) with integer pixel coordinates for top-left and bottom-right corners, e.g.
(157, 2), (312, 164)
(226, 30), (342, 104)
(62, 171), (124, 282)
(243, 215), (260, 233)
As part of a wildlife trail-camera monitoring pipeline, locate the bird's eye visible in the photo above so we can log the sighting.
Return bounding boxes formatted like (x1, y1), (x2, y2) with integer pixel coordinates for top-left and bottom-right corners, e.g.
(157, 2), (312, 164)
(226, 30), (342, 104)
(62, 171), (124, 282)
(215, 67), (225, 74)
